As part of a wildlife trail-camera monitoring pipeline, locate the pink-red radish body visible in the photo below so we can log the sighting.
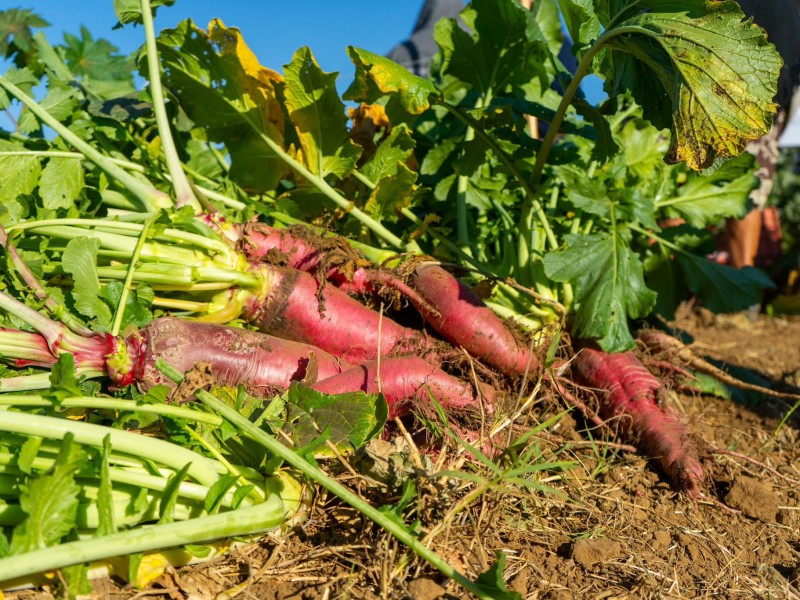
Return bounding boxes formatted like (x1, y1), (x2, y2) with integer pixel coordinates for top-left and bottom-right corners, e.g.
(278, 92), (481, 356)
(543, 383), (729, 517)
(571, 348), (704, 497)
(234, 224), (538, 375)
(311, 357), (496, 418)
(242, 267), (436, 364)
(126, 318), (348, 393)
(409, 264), (538, 376)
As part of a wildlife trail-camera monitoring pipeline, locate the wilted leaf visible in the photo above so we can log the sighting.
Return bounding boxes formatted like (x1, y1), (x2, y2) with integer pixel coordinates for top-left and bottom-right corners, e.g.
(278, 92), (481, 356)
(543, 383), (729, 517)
(603, 1), (782, 170)
(344, 47), (439, 115)
(154, 19), (288, 192)
(283, 47), (361, 178)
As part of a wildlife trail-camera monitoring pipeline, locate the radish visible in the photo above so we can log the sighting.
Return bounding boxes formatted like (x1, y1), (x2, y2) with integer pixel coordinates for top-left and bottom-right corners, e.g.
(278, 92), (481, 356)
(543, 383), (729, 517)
(571, 347), (705, 497)
(408, 264), (538, 376)
(311, 357), (496, 418)
(242, 266), (438, 365)
(233, 224), (538, 375)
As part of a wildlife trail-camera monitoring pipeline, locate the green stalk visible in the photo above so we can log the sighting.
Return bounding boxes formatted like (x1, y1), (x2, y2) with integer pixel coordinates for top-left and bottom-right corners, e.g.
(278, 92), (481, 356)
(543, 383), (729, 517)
(139, 0), (201, 211)
(0, 224), (93, 336)
(10, 219), (234, 260)
(0, 395), (223, 426)
(156, 360), (496, 599)
(0, 410), (221, 486)
(0, 496), (289, 583)
(0, 151), (246, 210)
(0, 76), (172, 212)
(244, 118), (406, 250)
(111, 216), (154, 337)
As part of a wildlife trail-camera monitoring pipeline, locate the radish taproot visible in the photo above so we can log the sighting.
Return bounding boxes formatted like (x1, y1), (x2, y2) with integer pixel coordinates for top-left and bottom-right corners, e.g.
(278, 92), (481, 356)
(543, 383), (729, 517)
(571, 347), (705, 497)
(311, 357), (496, 418)
(242, 266), (438, 364)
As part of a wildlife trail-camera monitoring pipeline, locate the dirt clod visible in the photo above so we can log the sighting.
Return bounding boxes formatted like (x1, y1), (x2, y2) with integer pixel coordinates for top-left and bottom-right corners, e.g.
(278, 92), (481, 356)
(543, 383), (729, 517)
(724, 476), (780, 521)
(407, 577), (446, 600)
(571, 538), (622, 568)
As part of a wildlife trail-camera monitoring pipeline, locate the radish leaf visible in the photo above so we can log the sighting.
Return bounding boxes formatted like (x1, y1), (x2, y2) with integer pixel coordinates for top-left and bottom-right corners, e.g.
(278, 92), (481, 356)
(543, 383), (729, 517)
(345, 47), (438, 116)
(544, 232), (657, 351)
(40, 157), (84, 210)
(283, 47), (361, 179)
(9, 434), (83, 554)
(601, 0), (781, 170)
(154, 19), (288, 192)
(62, 237), (112, 329)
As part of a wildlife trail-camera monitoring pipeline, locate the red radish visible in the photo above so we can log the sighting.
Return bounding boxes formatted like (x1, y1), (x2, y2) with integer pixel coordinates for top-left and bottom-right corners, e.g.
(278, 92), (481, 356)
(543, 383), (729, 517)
(571, 348), (704, 497)
(242, 267), (437, 364)
(311, 357), (496, 418)
(236, 222), (432, 310)
(408, 264), (538, 376)
(126, 318), (348, 393)
(234, 225), (538, 375)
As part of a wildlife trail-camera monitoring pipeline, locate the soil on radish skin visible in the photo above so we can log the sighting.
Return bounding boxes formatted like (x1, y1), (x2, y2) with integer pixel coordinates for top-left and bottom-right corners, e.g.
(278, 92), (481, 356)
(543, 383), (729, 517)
(11, 308), (800, 599)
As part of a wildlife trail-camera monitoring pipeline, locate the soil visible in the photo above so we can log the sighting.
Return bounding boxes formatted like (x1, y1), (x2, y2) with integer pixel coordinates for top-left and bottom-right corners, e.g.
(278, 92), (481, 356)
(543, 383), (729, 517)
(9, 308), (800, 599)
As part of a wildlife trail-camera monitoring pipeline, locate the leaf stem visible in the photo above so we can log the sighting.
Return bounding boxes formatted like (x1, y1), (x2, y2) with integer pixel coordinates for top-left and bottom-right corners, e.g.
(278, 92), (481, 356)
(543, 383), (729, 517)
(110, 216), (154, 337)
(0, 395), (223, 425)
(0, 76), (172, 212)
(244, 118), (406, 250)
(140, 0), (201, 211)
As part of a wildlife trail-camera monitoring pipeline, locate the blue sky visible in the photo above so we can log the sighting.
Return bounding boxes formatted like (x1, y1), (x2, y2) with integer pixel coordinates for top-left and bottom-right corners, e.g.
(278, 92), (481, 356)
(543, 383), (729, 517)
(5, 1), (799, 145)
(9, 1), (428, 93)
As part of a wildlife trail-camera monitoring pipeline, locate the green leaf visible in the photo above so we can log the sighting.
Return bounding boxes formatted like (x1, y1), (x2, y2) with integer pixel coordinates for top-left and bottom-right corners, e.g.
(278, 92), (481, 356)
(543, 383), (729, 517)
(0, 153), (41, 205)
(0, 67), (40, 110)
(113, 0), (175, 26)
(361, 126), (416, 183)
(603, 1), (782, 170)
(344, 47), (439, 116)
(0, 8), (49, 69)
(659, 154), (758, 227)
(18, 436), (42, 475)
(62, 237), (113, 329)
(676, 253), (774, 314)
(99, 280), (154, 330)
(283, 47), (361, 179)
(18, 84), (79, 134)
(365, 163), (417, 223)
(60, 26), (135, 99)
(282, 384), (387, 454)
(47, 353), (84, 404)
(475, 552), (522, 600)
(158, 463), (191, 525)
(544, 232), (657, 351)
(10, 434), (83, 554)
(557, 0), (602, 54)
(39, 157), (84, 210)
(433, 0), (551, 98)
(154, 19), (288, 192)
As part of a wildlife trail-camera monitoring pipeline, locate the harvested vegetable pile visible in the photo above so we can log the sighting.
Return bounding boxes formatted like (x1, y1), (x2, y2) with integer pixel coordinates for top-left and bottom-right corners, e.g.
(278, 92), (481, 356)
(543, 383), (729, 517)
(0, 0), (795, 597)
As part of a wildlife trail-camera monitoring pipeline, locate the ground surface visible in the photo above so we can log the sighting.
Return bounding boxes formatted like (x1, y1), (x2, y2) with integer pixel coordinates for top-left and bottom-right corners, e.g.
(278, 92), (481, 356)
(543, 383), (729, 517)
(10, 308), (800, 599)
